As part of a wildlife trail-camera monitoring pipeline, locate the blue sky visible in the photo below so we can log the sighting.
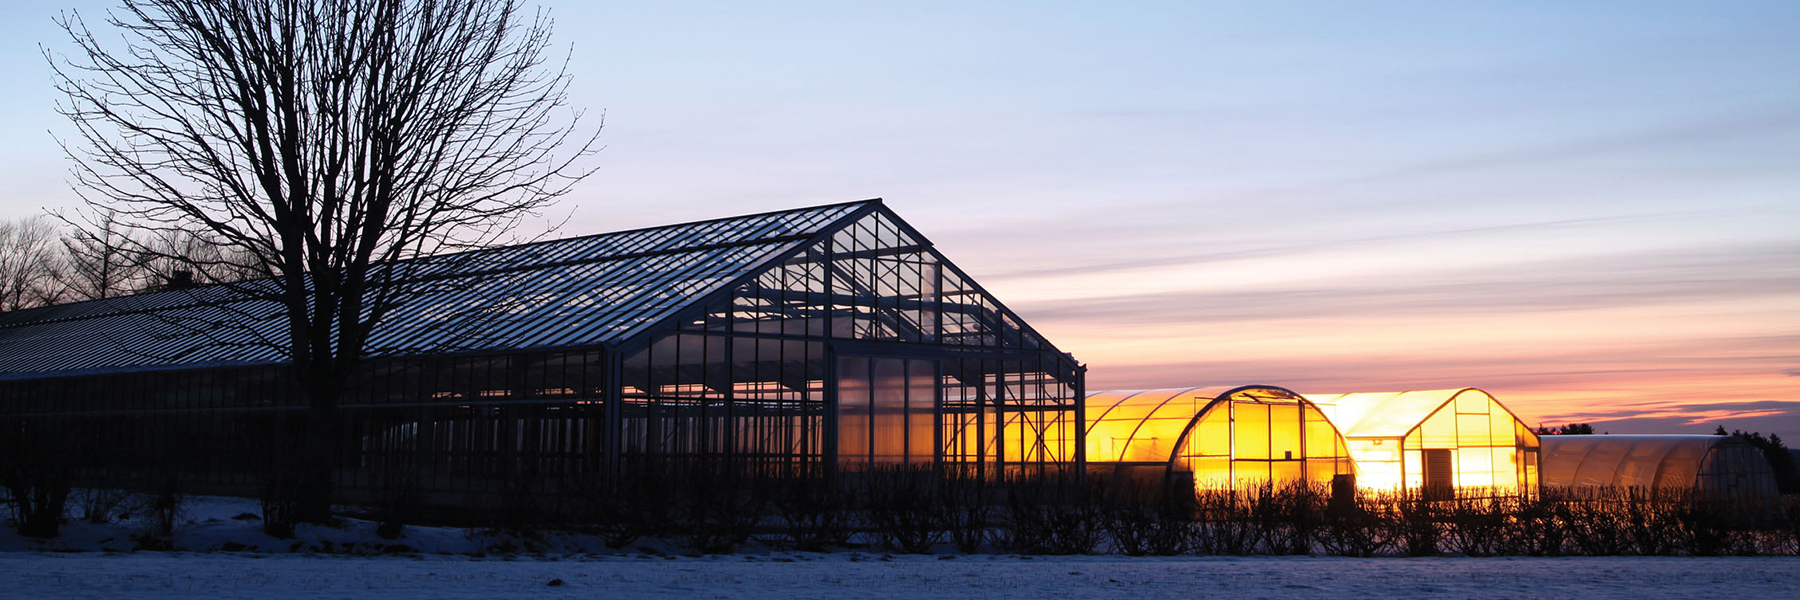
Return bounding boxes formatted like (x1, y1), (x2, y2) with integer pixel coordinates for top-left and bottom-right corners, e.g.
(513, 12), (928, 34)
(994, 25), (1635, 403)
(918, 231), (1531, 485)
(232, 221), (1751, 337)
(4, 1), (1798, 436)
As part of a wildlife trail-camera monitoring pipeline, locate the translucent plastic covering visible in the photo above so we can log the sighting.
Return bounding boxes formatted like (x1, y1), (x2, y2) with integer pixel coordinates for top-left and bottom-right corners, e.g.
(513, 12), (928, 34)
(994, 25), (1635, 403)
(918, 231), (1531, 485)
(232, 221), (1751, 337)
(1539, 435), (1779, 500)
(1307, 388), (1538, 493)
(1085, 386), (1353, 490)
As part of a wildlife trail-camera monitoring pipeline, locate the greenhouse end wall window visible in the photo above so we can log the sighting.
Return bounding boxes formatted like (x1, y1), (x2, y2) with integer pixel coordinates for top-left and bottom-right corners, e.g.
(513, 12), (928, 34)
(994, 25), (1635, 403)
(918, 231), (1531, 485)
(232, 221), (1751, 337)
(837, 356), (937, 466)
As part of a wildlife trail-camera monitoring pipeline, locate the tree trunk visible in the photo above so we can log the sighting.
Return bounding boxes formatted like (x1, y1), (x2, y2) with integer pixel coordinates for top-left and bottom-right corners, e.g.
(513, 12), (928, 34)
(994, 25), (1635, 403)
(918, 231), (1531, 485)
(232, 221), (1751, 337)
(4, 465), (70, 538)
(293, 383), (341, 524)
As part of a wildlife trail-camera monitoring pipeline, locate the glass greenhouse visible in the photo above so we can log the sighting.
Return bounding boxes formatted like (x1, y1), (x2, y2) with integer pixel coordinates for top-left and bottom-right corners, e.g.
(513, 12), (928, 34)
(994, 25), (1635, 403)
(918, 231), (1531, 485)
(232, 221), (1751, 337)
(1539, 434), (1778, 501)
(0, 200), (1084, 506)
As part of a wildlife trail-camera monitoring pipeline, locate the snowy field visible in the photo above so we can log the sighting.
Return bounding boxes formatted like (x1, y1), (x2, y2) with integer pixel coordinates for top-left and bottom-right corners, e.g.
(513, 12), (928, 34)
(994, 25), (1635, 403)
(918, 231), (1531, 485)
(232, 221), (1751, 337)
(4, 553), (1799, 599)
(4, 494), (1798, 599)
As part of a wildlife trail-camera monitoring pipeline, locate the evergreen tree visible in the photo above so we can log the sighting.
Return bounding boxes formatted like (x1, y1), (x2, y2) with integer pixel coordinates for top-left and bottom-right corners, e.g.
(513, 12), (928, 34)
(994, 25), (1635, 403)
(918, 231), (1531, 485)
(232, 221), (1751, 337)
(1536, 423), (1595, 435)
(1727, 429), (1799, 494)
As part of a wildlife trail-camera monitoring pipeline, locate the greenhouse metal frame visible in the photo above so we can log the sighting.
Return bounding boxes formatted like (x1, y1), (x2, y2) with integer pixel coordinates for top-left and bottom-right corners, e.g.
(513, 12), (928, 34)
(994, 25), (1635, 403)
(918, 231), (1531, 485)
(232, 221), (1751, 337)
(0, 199), (1085, 505)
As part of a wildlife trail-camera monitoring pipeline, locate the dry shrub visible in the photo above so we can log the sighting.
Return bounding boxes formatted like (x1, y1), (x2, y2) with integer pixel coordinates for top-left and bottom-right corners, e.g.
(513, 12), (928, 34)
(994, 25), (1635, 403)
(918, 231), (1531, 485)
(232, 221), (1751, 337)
(1098, 479), (1190, 556)
(1316, 491), (1394, 557)
(575, 461), (679, 548)
(997, 472), (1101, 555)
(1252, 482), (1325, 555)
(1771, 494), (1800, 555)
(1187, 488), (1256, 555)
(0, 421), (73, 538)
(770, 474), (852, 552)
(139, 478), (186, 539)
(1564, 488), (1631, 555)
(938, 469), (991, 553)
(1442, 492), (1512, 556)
(672, 463), (761, 554)
(865, 466), (945, 553)
(1384, 493), (1443, 556)
(71, 487), (132, 524)
(1512, 488), (1573, 556)
(1620, 487), (1684, 555)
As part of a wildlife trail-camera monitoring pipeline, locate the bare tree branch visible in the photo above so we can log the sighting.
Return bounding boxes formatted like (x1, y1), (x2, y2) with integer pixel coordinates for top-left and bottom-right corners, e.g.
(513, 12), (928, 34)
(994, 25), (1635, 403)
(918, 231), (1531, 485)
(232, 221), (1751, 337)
(48, 0), (600, 523)
(0, 217), (70, 311)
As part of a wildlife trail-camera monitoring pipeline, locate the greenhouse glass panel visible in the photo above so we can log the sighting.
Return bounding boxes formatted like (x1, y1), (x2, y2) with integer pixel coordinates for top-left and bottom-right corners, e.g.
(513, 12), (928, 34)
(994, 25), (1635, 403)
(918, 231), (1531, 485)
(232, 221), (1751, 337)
(905, 359), (936, 464)
(870, 357), (906, 463)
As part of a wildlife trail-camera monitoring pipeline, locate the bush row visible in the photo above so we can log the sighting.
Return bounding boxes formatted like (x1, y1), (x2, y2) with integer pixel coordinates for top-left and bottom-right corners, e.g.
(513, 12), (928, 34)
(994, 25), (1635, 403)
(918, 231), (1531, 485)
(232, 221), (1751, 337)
(487, 465), (1800, 556)
(14, 465), (1800, 556)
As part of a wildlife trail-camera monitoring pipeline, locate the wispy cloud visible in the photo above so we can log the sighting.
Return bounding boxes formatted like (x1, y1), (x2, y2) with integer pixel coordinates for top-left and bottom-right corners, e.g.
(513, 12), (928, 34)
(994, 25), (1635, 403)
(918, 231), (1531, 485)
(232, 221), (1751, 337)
(983, 213), (1660, 281)
(1340, 107), (1800, 184)
(1016, 242), (1800, 326)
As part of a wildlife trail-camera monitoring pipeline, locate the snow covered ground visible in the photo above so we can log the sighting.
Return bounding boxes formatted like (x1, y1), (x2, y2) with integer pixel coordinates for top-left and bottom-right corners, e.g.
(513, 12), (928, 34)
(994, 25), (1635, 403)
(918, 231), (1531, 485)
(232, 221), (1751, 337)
(4, 553), (1799, 599)
(4, 494), (1797, 598)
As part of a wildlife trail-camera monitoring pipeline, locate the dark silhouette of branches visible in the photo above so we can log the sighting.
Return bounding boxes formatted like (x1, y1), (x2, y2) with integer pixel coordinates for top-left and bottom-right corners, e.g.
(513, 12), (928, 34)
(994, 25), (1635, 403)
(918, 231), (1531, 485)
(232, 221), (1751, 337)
(0, 216), (67, 311)
(1720, 427), (1800, 494)
(58, 209), (147, 301)
(48, 0), (599, 524)
(1536, 423), (1595, 435)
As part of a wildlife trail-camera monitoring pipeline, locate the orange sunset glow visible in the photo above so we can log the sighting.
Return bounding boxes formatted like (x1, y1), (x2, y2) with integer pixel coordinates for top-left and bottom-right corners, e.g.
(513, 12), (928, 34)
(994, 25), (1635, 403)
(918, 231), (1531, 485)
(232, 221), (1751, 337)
(976, 231), (1799, 438)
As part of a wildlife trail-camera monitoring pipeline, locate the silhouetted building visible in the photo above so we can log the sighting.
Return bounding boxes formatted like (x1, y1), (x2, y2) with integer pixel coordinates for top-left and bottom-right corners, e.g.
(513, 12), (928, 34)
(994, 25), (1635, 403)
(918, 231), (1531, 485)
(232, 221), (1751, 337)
(0, 200), (1084, 506)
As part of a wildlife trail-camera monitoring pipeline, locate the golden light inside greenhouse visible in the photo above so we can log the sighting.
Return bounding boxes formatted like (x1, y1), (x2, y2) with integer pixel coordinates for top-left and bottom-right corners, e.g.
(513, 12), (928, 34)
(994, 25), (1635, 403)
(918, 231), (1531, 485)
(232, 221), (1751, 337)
(1082, 386), (1353, 490)
(1306, 388), (1539, 494)
(1080, 386), (1542, 495)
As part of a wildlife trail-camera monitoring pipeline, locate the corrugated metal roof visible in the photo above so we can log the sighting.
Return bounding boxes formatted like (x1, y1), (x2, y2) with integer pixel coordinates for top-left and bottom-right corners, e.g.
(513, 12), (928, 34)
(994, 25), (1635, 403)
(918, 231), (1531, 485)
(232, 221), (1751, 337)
(0, 200), (874, 376)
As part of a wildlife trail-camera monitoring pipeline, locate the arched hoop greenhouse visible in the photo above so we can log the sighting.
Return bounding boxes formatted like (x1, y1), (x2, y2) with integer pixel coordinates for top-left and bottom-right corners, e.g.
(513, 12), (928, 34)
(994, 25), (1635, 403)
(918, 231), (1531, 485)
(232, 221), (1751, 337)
(1080, 386), (1542, 496)
(1081, 385), (1353, 492)
(1539, 434), (1778, 502)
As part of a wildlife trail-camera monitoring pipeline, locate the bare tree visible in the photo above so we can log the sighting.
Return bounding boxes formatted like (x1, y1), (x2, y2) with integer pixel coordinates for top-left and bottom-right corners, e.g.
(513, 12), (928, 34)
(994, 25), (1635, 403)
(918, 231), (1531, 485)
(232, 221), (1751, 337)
(0, 216), (68, 311)
(59, 209), (147, 300)
(50, 0), (599, 523)
(138, 229), (263, 290)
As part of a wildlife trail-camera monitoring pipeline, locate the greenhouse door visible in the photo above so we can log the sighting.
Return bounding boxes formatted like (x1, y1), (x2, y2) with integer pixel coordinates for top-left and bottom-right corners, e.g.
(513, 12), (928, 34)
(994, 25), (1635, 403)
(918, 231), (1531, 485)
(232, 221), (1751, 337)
(1423, 449), (1454, 499)
(836, 356), (939, 466)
